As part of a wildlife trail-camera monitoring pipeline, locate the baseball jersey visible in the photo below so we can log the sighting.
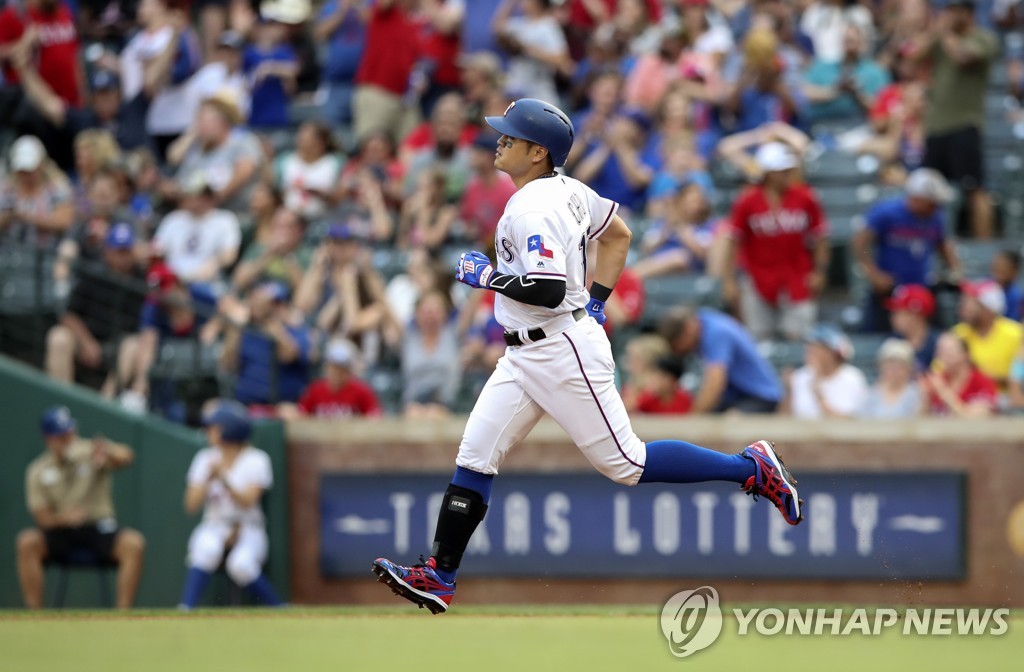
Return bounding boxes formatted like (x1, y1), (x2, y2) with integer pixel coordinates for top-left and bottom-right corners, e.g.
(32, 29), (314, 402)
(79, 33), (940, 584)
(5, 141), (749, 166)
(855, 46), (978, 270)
(729, 184), (828, 304)
(187, 447), (273, 527)
(492, 175), (618, 331)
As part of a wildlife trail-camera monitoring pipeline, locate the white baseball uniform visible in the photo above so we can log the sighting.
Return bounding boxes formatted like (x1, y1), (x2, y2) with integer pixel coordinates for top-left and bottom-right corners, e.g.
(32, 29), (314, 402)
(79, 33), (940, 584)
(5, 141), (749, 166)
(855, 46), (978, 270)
(185, 446), (273, 586)
(456, 175), (648, 485)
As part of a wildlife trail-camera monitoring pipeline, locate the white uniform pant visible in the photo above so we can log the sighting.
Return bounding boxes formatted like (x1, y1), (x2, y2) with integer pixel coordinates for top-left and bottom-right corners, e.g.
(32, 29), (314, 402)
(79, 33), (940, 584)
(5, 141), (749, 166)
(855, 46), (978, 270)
(456, 318), (647, 485)
(187, 521), (268, 587)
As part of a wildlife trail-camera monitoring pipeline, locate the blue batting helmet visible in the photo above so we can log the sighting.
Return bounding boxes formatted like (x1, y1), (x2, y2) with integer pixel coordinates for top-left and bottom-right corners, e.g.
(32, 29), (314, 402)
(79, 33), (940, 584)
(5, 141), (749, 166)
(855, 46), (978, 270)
(41, 406), (76, 436)
(485, 98), (575, 167)
(203, 400), (252, 444)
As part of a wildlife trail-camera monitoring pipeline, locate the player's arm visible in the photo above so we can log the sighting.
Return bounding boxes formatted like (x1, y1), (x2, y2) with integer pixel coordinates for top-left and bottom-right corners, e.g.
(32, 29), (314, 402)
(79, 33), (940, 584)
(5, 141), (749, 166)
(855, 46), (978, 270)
(591, 214), (631, 295)
(456, 251), (566, 309)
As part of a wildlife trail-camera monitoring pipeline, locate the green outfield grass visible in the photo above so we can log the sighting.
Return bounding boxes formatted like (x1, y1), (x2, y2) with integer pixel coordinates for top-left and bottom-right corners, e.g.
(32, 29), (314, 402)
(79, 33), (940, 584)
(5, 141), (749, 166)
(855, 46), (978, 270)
(0, 606), (1019, 672)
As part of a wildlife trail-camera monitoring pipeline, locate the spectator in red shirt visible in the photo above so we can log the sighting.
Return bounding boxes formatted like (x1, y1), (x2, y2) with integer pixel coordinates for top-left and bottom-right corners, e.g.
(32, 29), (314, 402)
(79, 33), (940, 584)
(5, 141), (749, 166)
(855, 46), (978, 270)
(602, 266), (644, 337)
(0, 0), (83, 108)
(283, 339), (382, 419)
(416, 0), (464, 117)
(922, 331), (997, 417)
(633, 356), (693, 415)
(721, 142), (829, 342)
(459, 132), (517, 245)
(353, 0), (423, 142)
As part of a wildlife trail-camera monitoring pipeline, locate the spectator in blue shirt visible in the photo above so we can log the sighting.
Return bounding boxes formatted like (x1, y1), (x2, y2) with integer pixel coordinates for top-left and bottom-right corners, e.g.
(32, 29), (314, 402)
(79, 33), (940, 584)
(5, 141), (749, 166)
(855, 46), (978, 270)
(314, 0), (368, 125)
(221, 281), (312, 406)
(658, 307), (782, 414)
(802, 24), (889, 125)
(854, 168), (963, 332)
(571, 106), (656, 213)
(244, 9), (301, 130)
(991, 249), (1023, 322)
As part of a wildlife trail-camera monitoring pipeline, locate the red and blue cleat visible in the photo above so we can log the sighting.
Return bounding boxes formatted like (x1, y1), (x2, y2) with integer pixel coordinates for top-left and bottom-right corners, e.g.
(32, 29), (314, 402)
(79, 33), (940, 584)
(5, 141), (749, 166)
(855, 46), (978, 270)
(372, 556), (455, 614)
(742, 440), (804, 525)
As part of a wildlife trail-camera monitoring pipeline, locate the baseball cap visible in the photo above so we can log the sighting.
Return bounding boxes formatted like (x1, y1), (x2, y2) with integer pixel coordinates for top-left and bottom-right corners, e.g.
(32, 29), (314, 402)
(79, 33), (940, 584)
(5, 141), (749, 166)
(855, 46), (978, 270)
(806, 324), (854, 361)
(260, 0), (311, 24)
(457, 52), (503, 78)
(91, 70), (120, 92)
(755, 142), (799, 173)
(105, 222), (136, 249)
(619, 107), (651, 132)
(147, 263), (180, 293)
(885, 284), (936, 317)
(10, 135), (45, 172)
(905, 168), (954, 204)
(943, 0), (976, 8)
(327, 223), (359, 241)
(217, 30), (245, 50)
(961, 279), (1006, 315)
(878, 338), (915, 364)
(258, 281), (291, 303)
(41, 406), (76, 436)
(202, 400), (252, 443)
(325, 339), (355, 366)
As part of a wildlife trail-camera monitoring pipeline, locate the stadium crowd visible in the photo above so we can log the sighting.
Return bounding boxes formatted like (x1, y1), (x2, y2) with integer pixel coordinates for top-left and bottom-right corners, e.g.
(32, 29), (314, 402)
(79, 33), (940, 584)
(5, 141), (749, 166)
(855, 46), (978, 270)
(2, 0), (1024, 422)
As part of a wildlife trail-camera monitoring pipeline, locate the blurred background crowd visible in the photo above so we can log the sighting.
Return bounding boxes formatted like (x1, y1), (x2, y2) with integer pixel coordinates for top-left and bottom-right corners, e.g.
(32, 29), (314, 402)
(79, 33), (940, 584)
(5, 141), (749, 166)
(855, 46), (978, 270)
(2, 0), (1024, 423)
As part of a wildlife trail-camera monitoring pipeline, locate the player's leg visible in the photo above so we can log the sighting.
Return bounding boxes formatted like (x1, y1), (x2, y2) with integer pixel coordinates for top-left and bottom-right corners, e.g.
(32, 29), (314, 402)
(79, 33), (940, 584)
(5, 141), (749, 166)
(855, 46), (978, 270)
(225, 526), (282, 606)
(373, 356), (545, 613)
(527, 320), (802, 523)
(180, 523), (229, 609)
(15, 528), (48, 609)
(109, 527), (145, 609)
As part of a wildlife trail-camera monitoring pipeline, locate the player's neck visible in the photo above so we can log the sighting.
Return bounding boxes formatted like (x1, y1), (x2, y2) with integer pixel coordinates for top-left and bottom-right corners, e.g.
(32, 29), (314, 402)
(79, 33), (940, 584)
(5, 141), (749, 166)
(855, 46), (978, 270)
(513, 167), (558, 191)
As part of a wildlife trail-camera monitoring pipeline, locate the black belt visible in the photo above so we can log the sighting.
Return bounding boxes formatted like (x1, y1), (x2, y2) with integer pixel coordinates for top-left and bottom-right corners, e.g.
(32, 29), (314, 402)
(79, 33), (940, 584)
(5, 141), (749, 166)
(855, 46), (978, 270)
(503, 308), (587, 347)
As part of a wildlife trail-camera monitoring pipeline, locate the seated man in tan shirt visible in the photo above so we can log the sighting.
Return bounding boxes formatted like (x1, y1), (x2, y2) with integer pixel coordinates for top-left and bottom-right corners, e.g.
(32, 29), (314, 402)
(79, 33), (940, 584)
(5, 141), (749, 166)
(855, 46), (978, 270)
(16, 406), (146, 609)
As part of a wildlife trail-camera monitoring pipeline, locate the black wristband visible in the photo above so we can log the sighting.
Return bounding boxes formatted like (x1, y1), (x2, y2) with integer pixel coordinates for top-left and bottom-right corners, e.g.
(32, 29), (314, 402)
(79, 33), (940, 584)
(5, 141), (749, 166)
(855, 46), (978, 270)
(589, 282), (613, 302)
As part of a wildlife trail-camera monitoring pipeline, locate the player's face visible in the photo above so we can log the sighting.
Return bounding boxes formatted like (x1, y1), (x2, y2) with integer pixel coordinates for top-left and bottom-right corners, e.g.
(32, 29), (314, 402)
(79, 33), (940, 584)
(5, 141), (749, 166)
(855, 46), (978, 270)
(494, 135), (545, 176)
(46, 432), (74, 459)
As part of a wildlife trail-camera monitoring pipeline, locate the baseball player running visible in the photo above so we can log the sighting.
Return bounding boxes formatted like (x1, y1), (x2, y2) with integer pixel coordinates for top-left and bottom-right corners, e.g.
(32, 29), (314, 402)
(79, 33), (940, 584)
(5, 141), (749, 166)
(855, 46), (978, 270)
(179, 401), (283, 609)
(372, 98), (803, 614)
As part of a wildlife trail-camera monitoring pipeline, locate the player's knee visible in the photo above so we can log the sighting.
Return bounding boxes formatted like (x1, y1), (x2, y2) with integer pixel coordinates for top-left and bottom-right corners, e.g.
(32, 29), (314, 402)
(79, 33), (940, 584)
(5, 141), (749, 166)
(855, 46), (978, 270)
(188, 534), (224, 572)
(16, 528), (44, 557)
(225, 552), (261, 587)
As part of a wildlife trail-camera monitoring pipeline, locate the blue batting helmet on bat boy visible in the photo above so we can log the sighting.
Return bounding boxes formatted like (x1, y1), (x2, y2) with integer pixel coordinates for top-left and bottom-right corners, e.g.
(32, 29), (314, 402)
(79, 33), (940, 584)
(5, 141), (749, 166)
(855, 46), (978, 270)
(203, 400), (252, 444)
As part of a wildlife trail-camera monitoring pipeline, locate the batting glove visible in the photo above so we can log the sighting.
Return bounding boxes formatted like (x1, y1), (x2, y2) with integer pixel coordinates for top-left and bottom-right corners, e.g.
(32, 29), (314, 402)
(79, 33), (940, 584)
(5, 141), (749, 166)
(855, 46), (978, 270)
(456, 251), (495, 289)
(586, 297), (607, 325)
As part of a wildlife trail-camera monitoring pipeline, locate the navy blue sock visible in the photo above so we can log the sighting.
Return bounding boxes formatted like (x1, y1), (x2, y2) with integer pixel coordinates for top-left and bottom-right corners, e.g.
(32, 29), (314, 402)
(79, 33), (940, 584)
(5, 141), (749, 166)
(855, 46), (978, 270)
(639, 440), (755, 485)
(450, 465), (494, 502)
(244, 574), (284, 606)
(180, 567), (212, 609)
(434, 466), (494, 583)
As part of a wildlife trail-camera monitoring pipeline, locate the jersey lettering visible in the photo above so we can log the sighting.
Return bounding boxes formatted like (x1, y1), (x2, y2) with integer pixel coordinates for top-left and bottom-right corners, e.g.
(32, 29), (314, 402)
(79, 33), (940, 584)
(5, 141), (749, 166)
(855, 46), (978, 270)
(567, 193), (586, 224)
(498, 237), (515, 262)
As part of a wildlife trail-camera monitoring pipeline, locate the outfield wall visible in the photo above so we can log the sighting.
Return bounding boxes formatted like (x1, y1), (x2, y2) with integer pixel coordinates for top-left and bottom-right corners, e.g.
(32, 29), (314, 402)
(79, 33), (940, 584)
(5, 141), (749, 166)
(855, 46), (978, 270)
(288, 417), (1024, 608)
(0, 356), (290, 608)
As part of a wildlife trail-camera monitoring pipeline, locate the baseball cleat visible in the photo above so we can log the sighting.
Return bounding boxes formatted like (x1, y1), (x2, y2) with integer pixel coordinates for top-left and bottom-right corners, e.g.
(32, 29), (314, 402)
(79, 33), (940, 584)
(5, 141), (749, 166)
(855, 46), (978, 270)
(372, 556), (454, 614)
(741, 440), (804, 525)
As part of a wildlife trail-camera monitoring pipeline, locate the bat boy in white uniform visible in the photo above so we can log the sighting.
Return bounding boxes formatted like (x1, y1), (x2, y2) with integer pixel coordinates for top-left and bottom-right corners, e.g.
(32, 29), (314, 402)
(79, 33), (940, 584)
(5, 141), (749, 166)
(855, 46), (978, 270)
(180, 401), (282, 609)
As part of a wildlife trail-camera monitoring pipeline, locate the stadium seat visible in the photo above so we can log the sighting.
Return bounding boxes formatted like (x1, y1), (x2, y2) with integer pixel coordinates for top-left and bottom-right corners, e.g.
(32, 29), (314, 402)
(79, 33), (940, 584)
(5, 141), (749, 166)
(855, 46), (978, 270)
(640, 275), (721, 325)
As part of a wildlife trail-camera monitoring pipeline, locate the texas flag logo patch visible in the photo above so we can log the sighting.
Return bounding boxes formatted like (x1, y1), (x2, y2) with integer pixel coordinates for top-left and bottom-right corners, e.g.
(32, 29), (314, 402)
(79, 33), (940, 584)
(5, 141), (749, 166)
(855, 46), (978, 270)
(527, 234), (554, 259)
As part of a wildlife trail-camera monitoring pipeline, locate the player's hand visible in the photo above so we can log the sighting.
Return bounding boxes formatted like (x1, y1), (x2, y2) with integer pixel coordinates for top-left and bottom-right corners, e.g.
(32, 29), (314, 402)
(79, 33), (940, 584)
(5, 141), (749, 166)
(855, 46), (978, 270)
(455, 251), (494, 289)
(586, 297), (607, 325)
